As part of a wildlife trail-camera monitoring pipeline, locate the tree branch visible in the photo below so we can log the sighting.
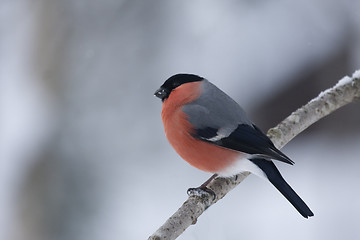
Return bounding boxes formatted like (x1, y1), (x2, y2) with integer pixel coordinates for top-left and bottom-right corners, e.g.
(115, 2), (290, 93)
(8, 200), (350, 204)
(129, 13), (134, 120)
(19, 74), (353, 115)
(148, 70), (360, 240)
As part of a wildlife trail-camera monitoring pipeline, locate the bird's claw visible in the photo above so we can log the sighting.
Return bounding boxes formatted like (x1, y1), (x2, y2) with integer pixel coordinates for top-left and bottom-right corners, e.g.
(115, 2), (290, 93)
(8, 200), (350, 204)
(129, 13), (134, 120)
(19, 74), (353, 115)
(187, 186), (216, 201)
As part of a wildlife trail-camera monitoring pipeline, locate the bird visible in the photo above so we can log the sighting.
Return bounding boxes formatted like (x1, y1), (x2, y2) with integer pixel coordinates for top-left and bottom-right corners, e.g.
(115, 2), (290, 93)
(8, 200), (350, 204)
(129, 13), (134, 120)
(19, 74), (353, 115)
(154, 73), (314, 218)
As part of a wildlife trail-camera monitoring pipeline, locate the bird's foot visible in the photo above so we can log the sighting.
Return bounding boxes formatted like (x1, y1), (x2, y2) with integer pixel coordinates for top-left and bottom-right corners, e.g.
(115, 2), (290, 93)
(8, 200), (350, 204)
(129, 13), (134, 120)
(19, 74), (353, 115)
(187, 186), (216, 201)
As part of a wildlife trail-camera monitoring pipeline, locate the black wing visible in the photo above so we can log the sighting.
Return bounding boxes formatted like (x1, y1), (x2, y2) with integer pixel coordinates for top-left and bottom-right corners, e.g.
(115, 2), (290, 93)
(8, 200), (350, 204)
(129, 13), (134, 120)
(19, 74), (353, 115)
(193, 124), (294, 165)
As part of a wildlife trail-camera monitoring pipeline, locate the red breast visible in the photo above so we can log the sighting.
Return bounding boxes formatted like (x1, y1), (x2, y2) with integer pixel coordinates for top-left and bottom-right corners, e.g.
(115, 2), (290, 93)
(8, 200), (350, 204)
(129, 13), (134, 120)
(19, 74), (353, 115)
(161, 81), (241, 173)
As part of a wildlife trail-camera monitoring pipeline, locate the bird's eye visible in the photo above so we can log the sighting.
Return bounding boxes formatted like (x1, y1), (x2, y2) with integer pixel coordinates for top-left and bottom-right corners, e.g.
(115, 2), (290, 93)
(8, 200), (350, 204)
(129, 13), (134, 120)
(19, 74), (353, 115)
(172, 82), (180, 88)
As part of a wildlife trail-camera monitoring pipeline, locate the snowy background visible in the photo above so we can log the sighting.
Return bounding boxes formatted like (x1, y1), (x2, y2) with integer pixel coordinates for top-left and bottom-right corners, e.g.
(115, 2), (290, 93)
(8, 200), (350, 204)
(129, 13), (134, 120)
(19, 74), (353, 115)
(1, 1), (360, 240)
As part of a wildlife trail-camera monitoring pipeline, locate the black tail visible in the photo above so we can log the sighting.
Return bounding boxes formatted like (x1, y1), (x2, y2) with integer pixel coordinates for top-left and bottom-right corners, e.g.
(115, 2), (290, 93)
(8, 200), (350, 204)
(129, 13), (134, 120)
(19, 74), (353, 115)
(250, 158), (314, 218)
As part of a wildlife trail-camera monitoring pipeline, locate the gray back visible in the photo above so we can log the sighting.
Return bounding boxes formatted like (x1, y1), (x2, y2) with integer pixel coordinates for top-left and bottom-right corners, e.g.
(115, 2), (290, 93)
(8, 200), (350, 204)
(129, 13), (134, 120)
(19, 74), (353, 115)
(182, 79), (253, 132)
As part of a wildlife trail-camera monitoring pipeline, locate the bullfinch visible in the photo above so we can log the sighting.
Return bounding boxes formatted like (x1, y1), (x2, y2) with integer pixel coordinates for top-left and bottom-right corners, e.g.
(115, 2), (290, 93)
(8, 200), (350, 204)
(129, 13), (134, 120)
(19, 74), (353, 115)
(154, 73), (314, 218)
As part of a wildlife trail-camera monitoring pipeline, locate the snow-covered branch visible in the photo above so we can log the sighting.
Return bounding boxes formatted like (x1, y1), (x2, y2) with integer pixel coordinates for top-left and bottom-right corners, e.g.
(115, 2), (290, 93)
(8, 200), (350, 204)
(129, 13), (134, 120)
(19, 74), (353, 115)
(148, 70), (360, 240)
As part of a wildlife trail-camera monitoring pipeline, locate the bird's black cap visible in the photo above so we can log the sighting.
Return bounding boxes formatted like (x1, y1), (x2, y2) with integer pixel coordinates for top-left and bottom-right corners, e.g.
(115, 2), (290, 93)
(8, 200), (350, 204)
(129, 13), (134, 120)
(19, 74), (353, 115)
(154, 74), (203, 101)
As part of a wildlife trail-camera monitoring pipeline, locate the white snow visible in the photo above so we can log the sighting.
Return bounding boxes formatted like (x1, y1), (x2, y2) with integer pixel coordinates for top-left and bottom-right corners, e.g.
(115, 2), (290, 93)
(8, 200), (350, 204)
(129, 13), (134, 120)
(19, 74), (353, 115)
(334, 76), (352, 88)
(310, 69), (358, 103)
(352, 69), (360, 79)
(310, 89), (329, 103)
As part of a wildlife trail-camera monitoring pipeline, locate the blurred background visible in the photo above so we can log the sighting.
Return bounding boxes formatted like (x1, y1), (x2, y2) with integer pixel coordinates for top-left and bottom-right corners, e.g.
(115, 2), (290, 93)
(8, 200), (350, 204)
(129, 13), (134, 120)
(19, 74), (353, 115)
(1, 1), (360, 240)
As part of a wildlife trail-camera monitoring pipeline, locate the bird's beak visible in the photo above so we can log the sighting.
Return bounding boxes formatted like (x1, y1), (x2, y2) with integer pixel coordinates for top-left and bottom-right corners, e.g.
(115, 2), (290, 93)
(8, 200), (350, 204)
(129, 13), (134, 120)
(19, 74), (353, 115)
(154, 87), (168, 100)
